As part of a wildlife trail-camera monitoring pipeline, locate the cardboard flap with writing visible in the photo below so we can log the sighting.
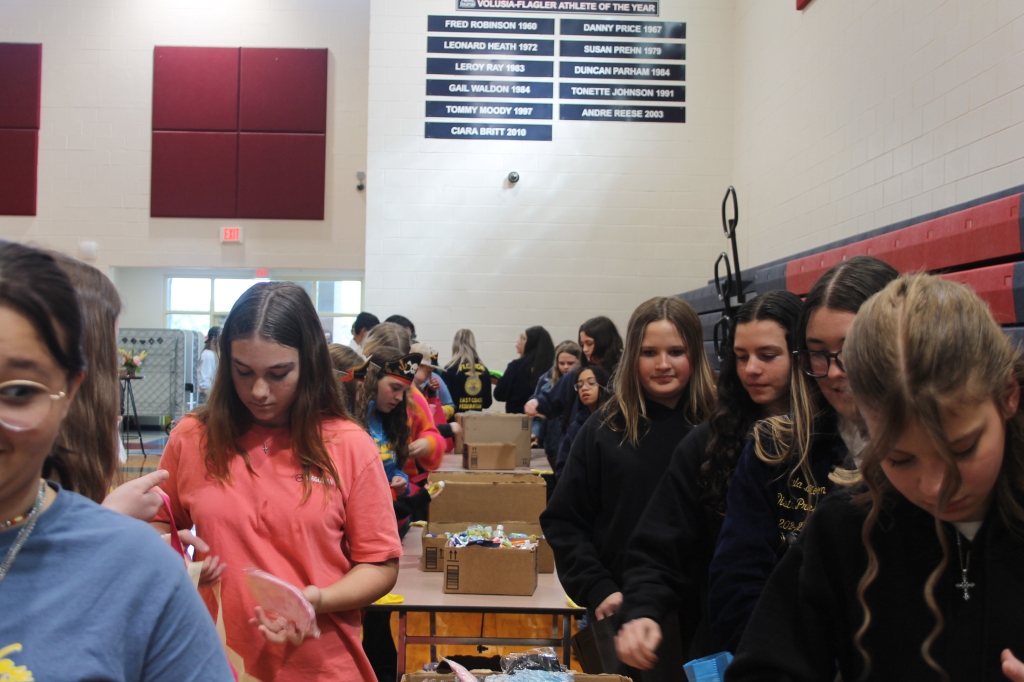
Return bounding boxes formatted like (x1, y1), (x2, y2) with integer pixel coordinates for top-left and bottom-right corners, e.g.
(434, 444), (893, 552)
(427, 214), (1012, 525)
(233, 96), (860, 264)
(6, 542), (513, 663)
(441, 544), (537, 596)
(455, 412), (531, 459)
(426, 471), (546, 524)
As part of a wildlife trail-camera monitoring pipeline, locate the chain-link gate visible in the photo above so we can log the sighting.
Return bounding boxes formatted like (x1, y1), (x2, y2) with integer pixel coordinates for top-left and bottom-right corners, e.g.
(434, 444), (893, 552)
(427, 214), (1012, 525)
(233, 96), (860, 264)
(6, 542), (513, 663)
(118, 328), (202, 425)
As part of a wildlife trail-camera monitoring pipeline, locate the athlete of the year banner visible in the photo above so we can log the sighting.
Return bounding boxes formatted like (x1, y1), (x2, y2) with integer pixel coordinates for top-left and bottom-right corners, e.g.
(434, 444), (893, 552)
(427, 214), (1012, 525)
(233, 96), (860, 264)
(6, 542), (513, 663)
(456, 0), (659, 15)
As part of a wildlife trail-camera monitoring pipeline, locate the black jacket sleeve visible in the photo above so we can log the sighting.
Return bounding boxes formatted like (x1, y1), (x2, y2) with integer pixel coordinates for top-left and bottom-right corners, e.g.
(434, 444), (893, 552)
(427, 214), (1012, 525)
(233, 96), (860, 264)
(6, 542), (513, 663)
(724, 498), (848, 682)
(535, 366), (575, 418)
(707, 441), (785, 652)
(620, 422), (711, 628)
(480, 364), (493, 410)
(494, 358), (518, 402)
(540, 415), (619, 611)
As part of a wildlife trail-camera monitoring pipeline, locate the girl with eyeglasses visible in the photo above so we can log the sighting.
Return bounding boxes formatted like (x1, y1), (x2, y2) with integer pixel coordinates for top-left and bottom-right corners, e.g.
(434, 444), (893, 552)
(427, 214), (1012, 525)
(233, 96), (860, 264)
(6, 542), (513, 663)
(616, 290), (803, 672)
(557, 365), (611, 461)
(0, 242), (232, 680)
(727, 275), (1024, 682)
(707, 255), (898, 653)
(541, 297), (716, 681)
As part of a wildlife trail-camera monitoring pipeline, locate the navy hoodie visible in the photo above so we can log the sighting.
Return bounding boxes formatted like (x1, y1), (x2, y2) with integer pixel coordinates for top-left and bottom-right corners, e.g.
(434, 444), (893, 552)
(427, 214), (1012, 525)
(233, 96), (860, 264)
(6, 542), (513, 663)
(707, 424), (849, 652)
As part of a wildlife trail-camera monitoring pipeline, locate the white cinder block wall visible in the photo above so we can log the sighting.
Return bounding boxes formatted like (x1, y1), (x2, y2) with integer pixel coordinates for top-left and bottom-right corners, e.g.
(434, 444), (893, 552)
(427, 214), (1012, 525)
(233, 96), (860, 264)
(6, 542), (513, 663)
(0, 0), (371, 274)
(733, 0), (1024, 267)
(365, 0), (735, 370)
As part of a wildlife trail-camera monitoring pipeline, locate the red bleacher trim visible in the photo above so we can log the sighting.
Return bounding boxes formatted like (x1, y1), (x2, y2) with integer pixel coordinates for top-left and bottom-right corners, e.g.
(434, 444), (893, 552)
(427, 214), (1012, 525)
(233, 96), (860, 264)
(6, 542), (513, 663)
(785, 194), (1023, 295)
(941, 262), (1017, 325)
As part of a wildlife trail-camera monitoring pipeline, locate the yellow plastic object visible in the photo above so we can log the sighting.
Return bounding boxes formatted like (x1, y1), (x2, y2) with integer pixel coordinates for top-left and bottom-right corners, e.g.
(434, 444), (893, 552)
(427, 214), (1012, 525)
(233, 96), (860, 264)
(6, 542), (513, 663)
(410, 520), (428, 527)
(375, 593), (405, 605)
(531, 469), (554, 475)
(566, 595), (581, 609)
(427, 480), (446, 496)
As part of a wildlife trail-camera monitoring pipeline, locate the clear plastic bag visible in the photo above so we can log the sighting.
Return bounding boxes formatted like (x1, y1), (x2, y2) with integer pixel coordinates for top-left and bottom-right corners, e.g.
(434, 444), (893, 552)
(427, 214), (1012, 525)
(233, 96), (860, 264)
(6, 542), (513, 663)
(501, 647), (565, 673)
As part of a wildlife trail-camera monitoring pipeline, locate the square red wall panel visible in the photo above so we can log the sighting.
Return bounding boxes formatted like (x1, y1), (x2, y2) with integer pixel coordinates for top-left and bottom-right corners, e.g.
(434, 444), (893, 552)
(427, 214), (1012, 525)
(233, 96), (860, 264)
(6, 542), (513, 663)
(237, 133), (325, 220)
(153, 47), (240, 131)
(0, 129), (38, 216)
(0, 43), (42, 129)
(239, 48), (327, 133)
(151, 131), (238, 218)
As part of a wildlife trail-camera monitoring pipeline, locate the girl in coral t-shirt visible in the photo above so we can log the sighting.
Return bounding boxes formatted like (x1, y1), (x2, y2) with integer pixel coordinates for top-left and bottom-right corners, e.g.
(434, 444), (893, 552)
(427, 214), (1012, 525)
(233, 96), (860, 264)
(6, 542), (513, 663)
(155, 282), (402, 682)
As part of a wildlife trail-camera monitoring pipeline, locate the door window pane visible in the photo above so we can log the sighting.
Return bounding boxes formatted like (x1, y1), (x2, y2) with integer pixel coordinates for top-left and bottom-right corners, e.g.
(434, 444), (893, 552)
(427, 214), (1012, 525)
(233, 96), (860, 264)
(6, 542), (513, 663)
(167, 314), (212, 333)
(168, 278), (211, 312)
(214, 279), (266, 313)
(321, 316), (356, 346)
(316, 280), (361, 315)
(292, 280), (315, 304)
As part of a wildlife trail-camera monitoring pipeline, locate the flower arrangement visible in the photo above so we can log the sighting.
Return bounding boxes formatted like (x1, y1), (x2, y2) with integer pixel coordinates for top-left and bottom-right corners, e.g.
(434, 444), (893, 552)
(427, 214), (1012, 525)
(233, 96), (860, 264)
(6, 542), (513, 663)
(119, 348), (147, 374)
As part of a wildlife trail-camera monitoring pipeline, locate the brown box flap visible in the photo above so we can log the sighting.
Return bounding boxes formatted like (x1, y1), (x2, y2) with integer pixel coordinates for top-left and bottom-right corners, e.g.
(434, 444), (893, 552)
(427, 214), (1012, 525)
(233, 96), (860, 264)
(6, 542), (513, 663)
(426, 471), (546, 524)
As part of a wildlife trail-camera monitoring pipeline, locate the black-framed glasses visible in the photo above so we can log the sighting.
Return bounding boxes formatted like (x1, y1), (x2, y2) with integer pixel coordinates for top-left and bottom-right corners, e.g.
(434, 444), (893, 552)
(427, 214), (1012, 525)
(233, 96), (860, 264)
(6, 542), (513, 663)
(793, 350), (845, 378)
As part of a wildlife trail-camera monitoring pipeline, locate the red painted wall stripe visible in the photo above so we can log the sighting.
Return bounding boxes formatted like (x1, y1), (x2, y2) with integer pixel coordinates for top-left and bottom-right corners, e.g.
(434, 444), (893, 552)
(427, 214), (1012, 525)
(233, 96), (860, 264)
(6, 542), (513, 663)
(786, 194), (1022, 295)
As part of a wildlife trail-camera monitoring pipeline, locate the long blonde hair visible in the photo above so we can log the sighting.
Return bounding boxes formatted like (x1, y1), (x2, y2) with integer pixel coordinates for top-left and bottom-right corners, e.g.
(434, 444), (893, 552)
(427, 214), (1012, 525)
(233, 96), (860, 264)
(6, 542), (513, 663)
(446, 328), (483, 377)
(551, 340), (582, 386)
(844, 274), (1024, 679)
(604, 297), (716, 445)
(753, 256), (898, 490)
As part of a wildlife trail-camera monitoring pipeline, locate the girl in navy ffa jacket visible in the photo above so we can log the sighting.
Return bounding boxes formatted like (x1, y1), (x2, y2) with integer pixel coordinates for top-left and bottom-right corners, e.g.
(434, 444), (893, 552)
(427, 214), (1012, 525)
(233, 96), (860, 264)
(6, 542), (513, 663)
(708, 255), (898, 653)
(616, 290), (803, 671)
(541, 297), (716, 681)
(728, 275), (1024, 682)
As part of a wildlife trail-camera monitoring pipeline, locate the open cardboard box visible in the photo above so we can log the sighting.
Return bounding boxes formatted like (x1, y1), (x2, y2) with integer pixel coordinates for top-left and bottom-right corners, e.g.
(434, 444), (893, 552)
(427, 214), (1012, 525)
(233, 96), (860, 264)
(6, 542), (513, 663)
(422, 521), (554, 573)
(423, 471), (551, 573)
(454, 412), (532, 467)
(401, 671), (630, 675)
(441, 544), (537, 596)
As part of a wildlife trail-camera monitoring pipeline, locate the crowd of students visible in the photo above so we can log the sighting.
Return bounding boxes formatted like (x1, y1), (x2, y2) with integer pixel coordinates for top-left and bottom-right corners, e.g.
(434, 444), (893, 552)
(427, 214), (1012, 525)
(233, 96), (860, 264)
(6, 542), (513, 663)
(4, 239), (1024, 681)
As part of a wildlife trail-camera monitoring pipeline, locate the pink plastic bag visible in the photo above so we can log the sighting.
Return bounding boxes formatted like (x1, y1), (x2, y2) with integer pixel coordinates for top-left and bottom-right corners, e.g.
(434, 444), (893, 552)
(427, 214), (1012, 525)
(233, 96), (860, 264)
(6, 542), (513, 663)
(244, 568), (321, 639)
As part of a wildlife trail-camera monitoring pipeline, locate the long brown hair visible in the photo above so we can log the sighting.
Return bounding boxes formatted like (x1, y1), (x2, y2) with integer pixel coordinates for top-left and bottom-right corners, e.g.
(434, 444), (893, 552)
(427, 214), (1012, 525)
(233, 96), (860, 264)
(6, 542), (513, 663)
(604, 297), (716, 445)
(753, 256), (898, 490)
(328, 343), (363, 420)
(197, 282), (349, 502)
(844, 274), (1024, 679)
(49, 253), (122, 503)
(359, 323), (413, 469)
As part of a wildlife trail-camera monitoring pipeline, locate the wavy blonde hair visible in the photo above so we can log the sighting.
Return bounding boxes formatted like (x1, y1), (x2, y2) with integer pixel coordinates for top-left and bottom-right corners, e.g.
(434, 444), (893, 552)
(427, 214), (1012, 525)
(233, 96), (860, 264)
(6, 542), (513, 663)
(604, 296), (716, 445)
(844, 274), (1024, 679)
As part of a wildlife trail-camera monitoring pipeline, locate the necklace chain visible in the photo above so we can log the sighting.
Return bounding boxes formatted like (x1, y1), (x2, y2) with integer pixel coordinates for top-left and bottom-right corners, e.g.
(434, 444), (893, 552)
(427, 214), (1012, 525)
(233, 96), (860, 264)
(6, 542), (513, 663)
(0, 481), (47, 586)
(955, 531), (976, 601)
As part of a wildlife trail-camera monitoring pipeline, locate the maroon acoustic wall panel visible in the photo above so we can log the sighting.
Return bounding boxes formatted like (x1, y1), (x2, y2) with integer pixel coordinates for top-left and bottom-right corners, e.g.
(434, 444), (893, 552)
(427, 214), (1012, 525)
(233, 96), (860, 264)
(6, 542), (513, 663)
(151, 131), (238, 218)
(237, 133), (325, 219)
(0, 129), (39, 216)
(151, 45), (327, 219)
(152, 47), (240, 131)
(0, 43), (42, 128)
(0, 43), (42, 216)
(239, 48), (328, 133)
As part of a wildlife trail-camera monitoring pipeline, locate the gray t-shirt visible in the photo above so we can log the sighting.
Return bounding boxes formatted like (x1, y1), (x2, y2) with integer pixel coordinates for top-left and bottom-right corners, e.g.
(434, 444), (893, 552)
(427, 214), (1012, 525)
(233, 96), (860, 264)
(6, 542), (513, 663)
(0, 483), (233, 681)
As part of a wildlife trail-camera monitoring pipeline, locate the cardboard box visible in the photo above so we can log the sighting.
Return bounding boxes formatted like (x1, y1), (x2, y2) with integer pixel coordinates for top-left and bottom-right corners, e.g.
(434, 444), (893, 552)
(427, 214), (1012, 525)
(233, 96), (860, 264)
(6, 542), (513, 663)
(441, 544), (537, 596)
(462, 442), (517, 470)
(402, 674), (632, 682)
(454, 412), (532, 466)
(427, 471), (546, 525)
(421, 521), (554, 573)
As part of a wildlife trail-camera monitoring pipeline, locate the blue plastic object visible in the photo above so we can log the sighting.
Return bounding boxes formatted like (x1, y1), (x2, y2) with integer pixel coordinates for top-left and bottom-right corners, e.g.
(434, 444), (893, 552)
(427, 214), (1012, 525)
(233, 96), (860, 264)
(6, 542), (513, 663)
(683, 651), (734, 682)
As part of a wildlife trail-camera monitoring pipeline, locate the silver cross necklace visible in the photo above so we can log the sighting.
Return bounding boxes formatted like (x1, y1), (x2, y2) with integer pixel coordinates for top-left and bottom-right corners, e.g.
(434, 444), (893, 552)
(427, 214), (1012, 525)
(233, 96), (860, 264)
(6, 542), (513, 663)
(955, 532), (976, 601)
